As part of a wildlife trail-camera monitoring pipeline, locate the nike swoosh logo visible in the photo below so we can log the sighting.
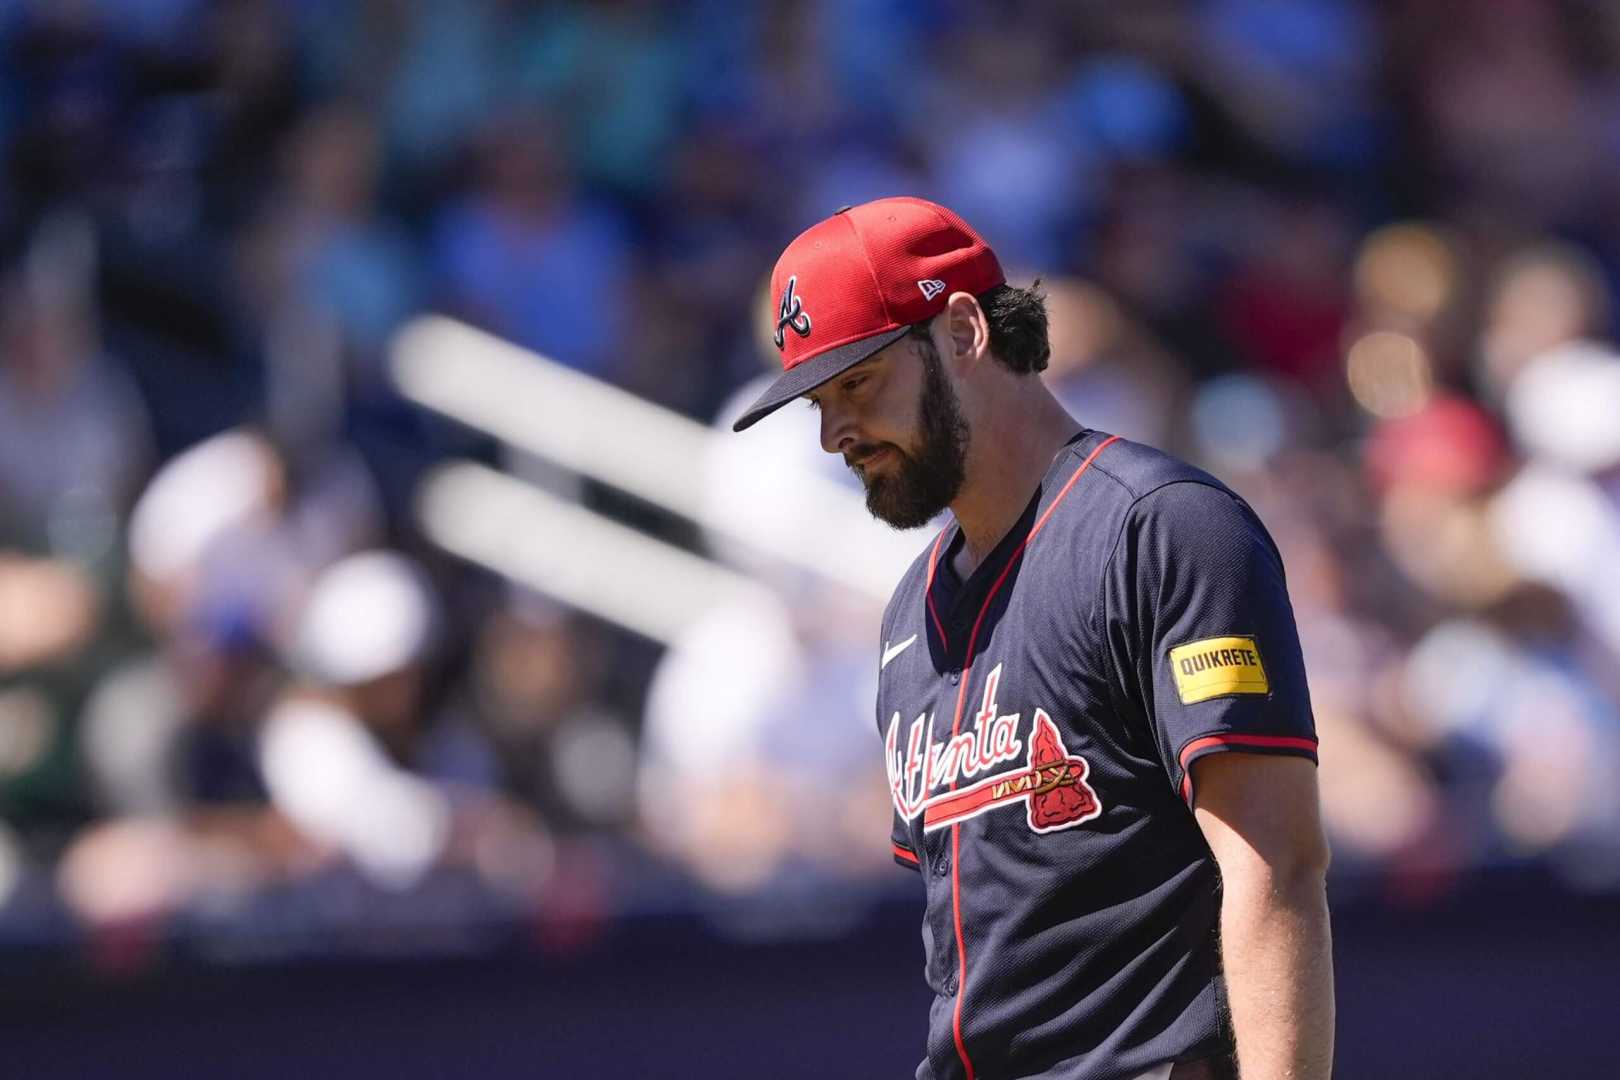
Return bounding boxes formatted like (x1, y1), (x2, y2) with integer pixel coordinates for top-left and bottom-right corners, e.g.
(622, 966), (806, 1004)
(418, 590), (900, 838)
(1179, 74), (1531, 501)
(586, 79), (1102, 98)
(881, 634), (919, 670)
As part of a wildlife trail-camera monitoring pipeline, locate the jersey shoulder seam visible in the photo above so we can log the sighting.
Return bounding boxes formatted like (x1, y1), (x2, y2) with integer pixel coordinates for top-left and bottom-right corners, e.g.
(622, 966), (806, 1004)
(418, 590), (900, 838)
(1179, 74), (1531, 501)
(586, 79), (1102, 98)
(1086, 454), (1234, 506)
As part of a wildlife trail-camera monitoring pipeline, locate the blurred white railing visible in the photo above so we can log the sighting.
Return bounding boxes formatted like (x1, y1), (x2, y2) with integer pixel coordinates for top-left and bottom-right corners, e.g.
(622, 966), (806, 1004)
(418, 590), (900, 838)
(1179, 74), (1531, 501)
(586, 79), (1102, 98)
(391, 316), (909, 641)
(416, 461), (778, 645)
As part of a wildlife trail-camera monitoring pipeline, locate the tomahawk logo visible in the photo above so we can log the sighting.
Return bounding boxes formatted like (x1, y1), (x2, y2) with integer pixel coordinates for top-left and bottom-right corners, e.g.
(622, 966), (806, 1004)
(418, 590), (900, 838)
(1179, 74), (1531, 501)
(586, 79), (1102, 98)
(917, 278), (946, 301)
(774, 275), (812, 349)
(920, 712), (1102, 833)
(885, 665), (1102, 834)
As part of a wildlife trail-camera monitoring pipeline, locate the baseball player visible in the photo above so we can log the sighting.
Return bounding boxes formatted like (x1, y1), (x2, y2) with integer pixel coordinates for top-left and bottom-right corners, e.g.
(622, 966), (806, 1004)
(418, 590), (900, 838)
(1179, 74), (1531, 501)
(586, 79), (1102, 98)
(732, 198), (1333, 1080)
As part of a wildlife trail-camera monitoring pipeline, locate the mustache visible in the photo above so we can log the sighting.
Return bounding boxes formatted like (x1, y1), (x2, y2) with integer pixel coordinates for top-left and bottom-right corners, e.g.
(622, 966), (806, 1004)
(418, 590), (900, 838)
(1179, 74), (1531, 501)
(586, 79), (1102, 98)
(844, 443), (893, 469)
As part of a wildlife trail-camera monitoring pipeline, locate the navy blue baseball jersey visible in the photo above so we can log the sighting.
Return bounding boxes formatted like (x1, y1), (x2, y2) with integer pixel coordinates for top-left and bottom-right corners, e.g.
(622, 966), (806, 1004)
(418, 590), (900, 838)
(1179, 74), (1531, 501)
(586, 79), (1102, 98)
(877, 430), (1318, 1080)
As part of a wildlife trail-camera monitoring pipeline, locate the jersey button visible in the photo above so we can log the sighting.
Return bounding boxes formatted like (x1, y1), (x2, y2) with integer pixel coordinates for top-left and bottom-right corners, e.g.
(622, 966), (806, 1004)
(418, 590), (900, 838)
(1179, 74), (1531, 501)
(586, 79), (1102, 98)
(944, 972), (958, 996)
(948, 671), (959, 685)
(933, 854), (950, 877)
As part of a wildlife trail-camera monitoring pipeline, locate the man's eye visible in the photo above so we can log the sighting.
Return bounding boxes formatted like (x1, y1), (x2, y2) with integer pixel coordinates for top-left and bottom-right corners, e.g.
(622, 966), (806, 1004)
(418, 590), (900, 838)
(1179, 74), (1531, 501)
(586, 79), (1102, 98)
(842, 376), (866, 394)
(805, 398), (821, 411)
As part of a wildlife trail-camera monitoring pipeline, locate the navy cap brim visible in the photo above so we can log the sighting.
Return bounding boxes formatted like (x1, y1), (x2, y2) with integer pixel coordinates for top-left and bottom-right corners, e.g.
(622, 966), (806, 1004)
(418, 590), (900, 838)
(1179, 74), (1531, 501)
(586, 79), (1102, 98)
(732, 325), (912, 432)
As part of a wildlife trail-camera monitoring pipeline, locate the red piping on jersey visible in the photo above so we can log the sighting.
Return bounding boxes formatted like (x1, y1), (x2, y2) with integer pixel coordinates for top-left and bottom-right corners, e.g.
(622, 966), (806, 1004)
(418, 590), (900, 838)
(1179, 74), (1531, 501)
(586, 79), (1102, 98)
(926, 434), (1118, 1080)
(892, 843), (920, 866)
(1177, 733), (1320, 806)
(923, 529), (951, 655)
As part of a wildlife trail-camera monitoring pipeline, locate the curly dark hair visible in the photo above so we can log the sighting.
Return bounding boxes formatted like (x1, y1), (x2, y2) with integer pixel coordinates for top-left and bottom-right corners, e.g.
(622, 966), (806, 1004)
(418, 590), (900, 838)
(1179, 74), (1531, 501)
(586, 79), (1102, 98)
(908, 282), (1050, 375)
(979, 282), (1050, 374)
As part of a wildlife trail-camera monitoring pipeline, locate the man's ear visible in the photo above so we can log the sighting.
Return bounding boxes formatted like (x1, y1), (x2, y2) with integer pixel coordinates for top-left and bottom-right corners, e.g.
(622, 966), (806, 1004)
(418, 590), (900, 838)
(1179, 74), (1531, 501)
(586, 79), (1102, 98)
(942, 291), (990, 371)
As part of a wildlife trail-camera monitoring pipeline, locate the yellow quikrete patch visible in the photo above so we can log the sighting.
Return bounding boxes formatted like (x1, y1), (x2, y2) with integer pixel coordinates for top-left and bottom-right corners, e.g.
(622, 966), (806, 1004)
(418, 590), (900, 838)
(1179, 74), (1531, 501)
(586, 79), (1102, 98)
(1168, 635), (1269, 704)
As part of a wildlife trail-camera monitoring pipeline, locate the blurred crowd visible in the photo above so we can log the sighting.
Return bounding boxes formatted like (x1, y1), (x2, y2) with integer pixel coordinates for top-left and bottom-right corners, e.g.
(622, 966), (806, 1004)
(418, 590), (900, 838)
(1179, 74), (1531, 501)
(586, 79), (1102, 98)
(4, 0), (1620, 955)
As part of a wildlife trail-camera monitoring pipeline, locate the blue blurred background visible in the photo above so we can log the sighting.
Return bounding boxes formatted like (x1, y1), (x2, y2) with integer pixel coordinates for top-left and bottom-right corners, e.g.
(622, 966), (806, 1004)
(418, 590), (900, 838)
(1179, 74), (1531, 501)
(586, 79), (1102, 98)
(1, 0), (1619, 1075)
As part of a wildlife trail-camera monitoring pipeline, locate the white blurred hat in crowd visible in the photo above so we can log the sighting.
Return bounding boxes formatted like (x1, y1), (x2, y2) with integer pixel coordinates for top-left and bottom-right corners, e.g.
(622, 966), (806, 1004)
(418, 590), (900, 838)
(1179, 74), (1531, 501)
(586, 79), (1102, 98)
(1504, 340), (1620, 473)
(292, 551), (439, 685)
(128, 429), (278, 584)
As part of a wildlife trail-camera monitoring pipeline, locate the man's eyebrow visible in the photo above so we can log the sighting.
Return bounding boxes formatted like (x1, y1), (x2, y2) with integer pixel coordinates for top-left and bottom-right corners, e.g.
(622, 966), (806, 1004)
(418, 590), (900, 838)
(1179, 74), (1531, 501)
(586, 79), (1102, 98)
(842, 356), (881, 377)
(805, 356), (886, 402)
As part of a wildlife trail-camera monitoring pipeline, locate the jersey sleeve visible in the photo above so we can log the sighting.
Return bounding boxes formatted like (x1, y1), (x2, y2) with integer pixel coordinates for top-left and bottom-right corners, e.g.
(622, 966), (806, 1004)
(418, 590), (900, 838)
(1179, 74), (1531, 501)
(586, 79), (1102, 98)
(890, 808), (921, 871)
(1105, 481), (1318, 807)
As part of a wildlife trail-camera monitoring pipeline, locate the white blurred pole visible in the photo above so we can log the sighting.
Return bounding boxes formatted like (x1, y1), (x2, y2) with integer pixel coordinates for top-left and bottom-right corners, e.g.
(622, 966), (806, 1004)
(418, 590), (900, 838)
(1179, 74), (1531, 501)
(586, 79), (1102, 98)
(390, 316), (913, 600)
(416, 461), (780, 646)
(394, 317), (712, 514)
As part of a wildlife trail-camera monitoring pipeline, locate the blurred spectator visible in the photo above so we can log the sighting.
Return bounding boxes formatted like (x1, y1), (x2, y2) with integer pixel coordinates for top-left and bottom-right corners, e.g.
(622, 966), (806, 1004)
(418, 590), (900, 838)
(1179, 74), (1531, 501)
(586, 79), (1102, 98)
(1403, 0), (1601, 227)
(639, 586), (891, 897)
(262, 550), (460, 887)
(240, 102), (423, 390)
(1190, 0), (1378, 171)
(466, 597), (637, 835)
(1492, 341), (1620, 658)
(507, 0), (687, 202)
(432, 109), (632, 376)
(1041, 275), (1188, 448)
(927, 22), (1095, 271)
(0, 224), (152, 552)
(1477, 244), (1611, 404)
(0, 218), (153, 858)
(123, 426), (382, 646)
(1214, 193), (1354, 391)
(262, 551), (551, 896)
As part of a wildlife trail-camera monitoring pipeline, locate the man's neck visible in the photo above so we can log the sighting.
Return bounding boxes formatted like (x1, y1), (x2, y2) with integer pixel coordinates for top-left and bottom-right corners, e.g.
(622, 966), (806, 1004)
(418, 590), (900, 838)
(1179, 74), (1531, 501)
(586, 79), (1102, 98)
(949, 386), (1083, 579)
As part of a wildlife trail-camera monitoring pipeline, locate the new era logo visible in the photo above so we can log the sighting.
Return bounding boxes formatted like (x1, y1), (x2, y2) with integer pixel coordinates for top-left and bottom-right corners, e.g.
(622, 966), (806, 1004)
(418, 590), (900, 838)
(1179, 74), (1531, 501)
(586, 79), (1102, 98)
(917, 278), (946, 301)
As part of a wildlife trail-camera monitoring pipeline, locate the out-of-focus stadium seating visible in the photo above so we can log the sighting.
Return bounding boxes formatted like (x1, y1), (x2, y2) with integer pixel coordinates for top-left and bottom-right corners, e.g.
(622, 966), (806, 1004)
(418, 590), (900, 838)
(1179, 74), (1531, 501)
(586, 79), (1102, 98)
(3, 2), (1620, 1074)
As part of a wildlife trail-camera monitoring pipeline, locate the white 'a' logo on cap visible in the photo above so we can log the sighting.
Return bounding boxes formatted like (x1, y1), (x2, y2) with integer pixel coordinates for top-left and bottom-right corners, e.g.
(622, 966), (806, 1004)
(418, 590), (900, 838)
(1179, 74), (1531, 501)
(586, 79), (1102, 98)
(775, 275), (812, 350)
(917, 278), (946, 301)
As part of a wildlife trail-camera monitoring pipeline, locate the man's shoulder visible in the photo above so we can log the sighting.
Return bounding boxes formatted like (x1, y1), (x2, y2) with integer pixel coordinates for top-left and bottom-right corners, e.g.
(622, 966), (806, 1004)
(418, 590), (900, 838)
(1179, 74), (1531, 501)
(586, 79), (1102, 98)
(1080, 433), (1235, 508)
(1084, 435), (1281, 576)
(1054, 434), (1262, 567)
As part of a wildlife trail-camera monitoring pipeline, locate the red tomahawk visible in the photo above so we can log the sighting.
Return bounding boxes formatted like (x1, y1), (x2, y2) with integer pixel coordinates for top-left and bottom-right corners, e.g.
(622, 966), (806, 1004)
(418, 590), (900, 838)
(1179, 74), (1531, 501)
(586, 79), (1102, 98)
(922, 710), (1102, 834)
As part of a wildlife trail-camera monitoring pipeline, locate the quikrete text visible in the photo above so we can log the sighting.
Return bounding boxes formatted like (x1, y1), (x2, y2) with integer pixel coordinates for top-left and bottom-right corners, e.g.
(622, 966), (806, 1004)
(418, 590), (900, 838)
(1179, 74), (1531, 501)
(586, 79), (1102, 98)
(1178, 647), (1260, 676)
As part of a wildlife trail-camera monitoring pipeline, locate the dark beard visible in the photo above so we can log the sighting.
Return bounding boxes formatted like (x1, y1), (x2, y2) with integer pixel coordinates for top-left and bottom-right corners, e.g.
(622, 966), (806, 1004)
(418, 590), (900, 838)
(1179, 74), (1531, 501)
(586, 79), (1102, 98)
(858, 340), (970, 529)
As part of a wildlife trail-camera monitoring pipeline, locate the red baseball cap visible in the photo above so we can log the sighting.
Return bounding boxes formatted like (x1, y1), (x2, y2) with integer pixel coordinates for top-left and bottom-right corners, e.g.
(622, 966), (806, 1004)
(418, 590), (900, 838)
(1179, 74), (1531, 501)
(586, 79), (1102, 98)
(731, 196), (1005, 432)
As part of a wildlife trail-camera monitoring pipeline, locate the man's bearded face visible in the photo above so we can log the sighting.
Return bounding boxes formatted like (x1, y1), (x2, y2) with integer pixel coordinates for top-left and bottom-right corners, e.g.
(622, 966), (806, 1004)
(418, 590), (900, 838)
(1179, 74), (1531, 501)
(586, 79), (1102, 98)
(852, 338), (970, 529)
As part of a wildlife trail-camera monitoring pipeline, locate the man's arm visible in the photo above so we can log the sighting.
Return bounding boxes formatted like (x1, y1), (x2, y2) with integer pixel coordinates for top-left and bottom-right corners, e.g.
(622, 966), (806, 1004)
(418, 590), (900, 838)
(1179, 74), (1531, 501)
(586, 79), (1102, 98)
(1191, 753), (1334, 1080)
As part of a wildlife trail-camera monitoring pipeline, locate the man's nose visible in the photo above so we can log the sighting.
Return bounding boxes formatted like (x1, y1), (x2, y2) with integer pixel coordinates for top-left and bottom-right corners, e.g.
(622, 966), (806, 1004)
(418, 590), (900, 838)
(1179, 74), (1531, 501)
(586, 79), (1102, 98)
(819, 403), (855, 457)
